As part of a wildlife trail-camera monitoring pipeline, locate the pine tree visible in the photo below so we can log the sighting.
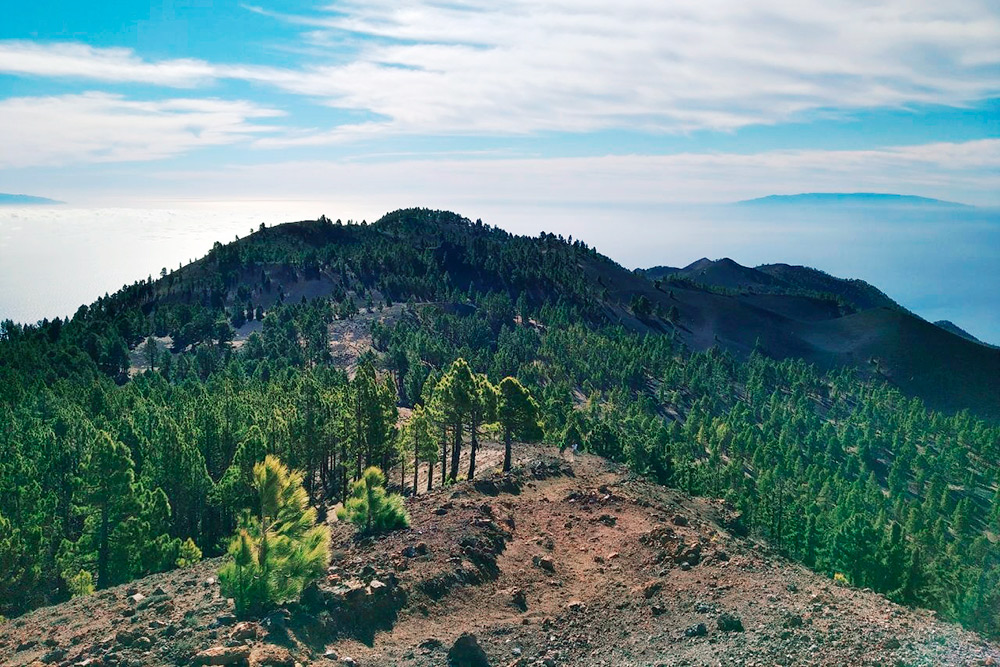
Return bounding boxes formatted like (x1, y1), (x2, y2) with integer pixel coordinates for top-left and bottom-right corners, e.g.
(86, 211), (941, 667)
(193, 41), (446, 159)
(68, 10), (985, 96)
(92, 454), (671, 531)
(338, 466), (409, 534)
(406, 405), (437, 495)
(497, 377), (541, 472)
(434, 359), (476, 482)
(467, 374), (497, 480)
(73, 432), (138, 589)
(214, 424), (268, 514)
(219, 455), (330, 617)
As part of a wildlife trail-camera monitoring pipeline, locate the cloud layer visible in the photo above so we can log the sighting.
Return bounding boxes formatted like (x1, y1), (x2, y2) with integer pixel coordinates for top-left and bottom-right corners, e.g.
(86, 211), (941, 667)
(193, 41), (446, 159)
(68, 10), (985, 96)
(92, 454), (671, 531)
(0, 93), (282, 167)
(2, 0), (999, 145)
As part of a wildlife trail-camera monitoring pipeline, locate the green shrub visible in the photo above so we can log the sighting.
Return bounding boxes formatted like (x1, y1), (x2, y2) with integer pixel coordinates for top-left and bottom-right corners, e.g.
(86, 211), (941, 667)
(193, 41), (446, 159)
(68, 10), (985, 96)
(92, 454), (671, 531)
(337, 467), (410, 534)
(219, 455), (330, 617)
(175, 538), (202, 568)
(65, 570), (95, 598)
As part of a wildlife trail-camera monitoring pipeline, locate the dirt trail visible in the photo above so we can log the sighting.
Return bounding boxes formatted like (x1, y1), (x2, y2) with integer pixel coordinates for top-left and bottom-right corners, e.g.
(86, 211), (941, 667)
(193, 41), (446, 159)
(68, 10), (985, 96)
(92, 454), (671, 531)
(2, 443), (997, 667)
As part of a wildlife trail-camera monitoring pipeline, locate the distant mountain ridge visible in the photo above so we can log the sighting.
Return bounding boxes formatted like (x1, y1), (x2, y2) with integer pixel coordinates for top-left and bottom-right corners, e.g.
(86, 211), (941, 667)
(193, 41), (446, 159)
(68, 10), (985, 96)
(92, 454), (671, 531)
(642, 258), (902, 312)
(736, 193), (971, 207)
(934, 320), (994, 347)
(0, 193), (63, 205)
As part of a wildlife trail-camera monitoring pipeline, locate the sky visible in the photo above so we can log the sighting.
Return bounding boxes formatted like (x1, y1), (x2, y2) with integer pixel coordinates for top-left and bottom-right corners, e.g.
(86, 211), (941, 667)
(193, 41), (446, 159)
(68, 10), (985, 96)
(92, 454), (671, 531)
(0, 0), (998, 206)
(1, 1), (999, 341)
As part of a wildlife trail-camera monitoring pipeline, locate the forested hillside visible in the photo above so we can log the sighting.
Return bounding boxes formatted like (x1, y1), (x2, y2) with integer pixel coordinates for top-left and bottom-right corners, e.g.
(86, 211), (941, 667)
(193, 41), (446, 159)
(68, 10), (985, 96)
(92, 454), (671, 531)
(1, 208), (998, 638)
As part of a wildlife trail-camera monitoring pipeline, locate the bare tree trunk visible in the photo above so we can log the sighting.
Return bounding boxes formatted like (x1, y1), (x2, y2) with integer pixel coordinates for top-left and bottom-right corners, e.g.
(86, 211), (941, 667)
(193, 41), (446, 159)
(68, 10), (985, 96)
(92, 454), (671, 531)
(413, 435), (419, 495)
(450, 420), (462, 482)
(503, 429), (512, 472)
(468, 422), (478, 480)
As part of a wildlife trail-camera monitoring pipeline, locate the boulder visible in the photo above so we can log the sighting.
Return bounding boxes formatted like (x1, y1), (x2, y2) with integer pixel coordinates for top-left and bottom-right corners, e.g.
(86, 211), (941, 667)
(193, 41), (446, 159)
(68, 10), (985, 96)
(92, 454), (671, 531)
(685, 623), (708, 637)
(448, 633), (490, 667)
(532, 555), (555, 572)
(248, 644), (295, 667)
(191, 645), (252, 665)
(639, 580), (663, 599)
(231, 621), (261, 641)
(717, 614), (744, 632)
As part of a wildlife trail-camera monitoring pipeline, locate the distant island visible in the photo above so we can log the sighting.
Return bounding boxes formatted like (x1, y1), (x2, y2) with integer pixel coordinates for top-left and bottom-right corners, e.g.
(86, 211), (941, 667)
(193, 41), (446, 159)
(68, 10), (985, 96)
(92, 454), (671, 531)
(736, 192), (971, 207)
(0, 193), (63, 205)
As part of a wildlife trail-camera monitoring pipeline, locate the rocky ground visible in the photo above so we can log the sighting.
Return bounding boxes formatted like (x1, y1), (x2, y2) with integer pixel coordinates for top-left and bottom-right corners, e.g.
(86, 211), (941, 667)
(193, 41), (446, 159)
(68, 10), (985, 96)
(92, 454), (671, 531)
(2, 444), (998, 667)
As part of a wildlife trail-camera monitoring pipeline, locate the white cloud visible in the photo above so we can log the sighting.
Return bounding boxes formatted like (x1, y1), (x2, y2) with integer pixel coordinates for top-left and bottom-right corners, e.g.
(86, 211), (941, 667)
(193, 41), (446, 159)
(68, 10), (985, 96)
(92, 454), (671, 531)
(2, 0), (998, 140)
(0, 41), (218, 87)
(0, 93), (284, 167)
(246, 0), (1000, 140)
(145, 139), (1000, 206)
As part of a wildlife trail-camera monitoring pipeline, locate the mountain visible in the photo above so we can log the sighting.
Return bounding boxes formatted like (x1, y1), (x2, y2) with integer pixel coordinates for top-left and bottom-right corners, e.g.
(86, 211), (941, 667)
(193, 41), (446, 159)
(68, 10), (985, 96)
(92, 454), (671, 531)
(639, 256), (998, 416)
(934, 320), (986, 344)
(2, 208), (999, 654)
(2, 446), (997, 666)
(642, 259), (900, 312)
(0, 193), (63, 205)
(735, 192), (971, 207)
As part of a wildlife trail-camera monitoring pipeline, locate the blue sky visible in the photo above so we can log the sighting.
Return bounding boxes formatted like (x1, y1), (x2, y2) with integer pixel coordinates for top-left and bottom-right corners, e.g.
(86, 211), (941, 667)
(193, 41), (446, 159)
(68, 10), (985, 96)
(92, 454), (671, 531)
(1, 0), (998, 206)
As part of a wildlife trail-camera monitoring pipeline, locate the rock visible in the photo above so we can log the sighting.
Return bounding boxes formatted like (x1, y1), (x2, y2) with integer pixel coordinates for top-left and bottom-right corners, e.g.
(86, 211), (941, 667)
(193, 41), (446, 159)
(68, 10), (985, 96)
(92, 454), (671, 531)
(685, 623), (708, 637)
(248, 644), (295, 667)
(532, 555), (555, 572)
(151, 585), (168, 596)
(448, 633), (490, 667)
(674, 542), (701, 566)
(882, 637), (901, 650)
(369, 579), (387, 594)
(672, 514), (689, 526)
(717, 614), (744, 632)
(510, 588), (527, 611)
(419, 638), (443, 650)
(782, 613), (803, 629)
(339, 658), (357, 667)
(695, 602), (712, 613)
(74, 659), (104, 667)
(651, 604), (666, 616)
(127, 593), (146, 604)
(231, 621), (260, 641)
(42, 647), (67, 663)
(132, 636), (152, 650)
(786, 583), (799, 593)
(322, 649), (339, 661)
(434, 507), (449, 516)
(191, 645), (252, 665)
(203, 576), (217, 587)
(114, 630), (142, 647)
(415, 542), (429, 555)
(402, 545), (417, 558)
(262, 609), (290, 632)
(639, 580), (663, 599)
(566, 600), (585, 612)
(596, 514), (617, 527)
(214, 613), (237, 627)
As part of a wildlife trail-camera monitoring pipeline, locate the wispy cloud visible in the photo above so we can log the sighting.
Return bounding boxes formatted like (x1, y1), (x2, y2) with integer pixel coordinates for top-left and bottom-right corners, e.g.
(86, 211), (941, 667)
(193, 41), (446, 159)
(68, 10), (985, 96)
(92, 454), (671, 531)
(0, 41), (218, 87)
(0, 93), (283, 167)
(147, 139), (1000, 206)
(2, 0), (998, 142)
(246, 0), (1000, 140)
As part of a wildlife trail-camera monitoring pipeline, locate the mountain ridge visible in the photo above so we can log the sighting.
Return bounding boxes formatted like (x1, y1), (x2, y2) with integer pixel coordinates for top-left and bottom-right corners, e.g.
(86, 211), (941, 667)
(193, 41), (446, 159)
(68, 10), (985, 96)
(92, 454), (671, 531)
(735, 192), (971, 207)
(0, 193), (63, 205)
